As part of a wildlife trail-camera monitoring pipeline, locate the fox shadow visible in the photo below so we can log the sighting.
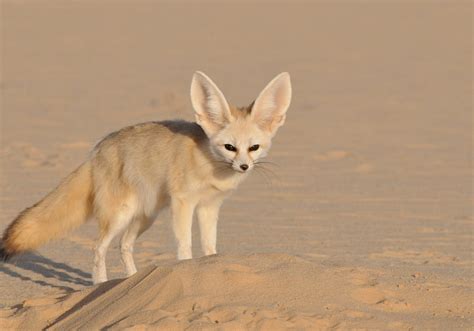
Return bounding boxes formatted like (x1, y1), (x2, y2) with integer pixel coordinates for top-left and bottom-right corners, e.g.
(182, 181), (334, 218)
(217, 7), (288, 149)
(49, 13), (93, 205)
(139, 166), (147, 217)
(0, 252), (92, 292)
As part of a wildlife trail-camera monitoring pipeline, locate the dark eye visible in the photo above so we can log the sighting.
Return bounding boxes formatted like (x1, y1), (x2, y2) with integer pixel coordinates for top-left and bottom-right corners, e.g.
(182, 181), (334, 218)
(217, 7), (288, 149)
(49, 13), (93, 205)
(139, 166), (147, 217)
(224, 144), (237, 152)
(249, 144), (260, 152)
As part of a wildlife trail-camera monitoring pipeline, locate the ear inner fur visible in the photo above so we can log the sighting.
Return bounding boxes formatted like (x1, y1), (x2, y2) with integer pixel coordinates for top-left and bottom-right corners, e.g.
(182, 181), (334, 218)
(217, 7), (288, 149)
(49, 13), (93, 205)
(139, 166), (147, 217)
(251, 72), (292, 135)
(190, 71), (234, 137)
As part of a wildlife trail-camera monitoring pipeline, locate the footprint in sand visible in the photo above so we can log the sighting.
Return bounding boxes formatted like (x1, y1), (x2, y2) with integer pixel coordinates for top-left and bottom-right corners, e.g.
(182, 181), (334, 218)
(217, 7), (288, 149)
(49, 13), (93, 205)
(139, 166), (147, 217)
(304, 253), (329, 260)
(313, 150), (375, 174)
(344, 310), (373, 319)
(377, 297), (411, 311)
(353, 162), (375, 173)
(67, 235), (95, 248)
(59, 141), (91, 150)
(3, 142), (63, 168)
(406, 144), (438, 150)
(158, 91), (187, 114)
(313, 150), (350, 161)
(137, 252), (175, 265)
(22, 296), (63, 308)
(352, 287), (386, 305)
(351, 287), (411, 312)
(222, 264), (264, 284)
(348, 270), (379, 287)
(369, 249), (461, 265)
(134, 307), (341, 330)
(416, 227), (447, 234)
(349, 269), (410, 312)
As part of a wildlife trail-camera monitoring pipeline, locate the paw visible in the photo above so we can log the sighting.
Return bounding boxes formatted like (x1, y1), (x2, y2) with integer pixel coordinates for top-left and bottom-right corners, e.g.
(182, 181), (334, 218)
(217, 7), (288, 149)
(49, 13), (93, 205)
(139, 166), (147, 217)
(125, 268), (137, 277)
(92, 275), (108, 284)
(203, 246), (217, 256)
(177, 246), (192, 260)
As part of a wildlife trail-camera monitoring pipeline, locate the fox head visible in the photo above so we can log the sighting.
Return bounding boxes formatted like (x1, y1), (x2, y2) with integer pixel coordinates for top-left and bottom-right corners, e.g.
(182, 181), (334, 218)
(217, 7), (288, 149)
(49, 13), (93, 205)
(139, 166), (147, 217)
(191, 71), (292, 173)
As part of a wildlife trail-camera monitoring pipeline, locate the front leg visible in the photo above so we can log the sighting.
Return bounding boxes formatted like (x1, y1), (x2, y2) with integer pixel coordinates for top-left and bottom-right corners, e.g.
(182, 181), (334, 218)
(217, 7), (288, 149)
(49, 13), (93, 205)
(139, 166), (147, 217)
(196, 198), (223, 256)
(171, 198), (196, 260)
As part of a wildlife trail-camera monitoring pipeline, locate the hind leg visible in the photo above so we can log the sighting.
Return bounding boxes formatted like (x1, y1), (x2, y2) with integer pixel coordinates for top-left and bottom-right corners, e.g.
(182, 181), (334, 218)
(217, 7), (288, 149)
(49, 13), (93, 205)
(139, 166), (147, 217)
(120, 216), (153, 277)
(93, 199), (137, 284)
(93, 227), (122, 284)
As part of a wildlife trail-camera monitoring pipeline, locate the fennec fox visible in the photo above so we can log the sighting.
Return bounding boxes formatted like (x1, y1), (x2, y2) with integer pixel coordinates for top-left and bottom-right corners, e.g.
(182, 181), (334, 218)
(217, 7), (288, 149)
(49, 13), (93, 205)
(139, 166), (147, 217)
(0, 72), (292, 284)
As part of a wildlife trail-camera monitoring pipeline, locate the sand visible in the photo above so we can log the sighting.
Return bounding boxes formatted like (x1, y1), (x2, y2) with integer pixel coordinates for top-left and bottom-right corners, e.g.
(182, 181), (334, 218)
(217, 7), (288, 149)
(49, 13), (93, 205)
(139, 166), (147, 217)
(1, 253), (472, 330)
(0, 1), (472, 330)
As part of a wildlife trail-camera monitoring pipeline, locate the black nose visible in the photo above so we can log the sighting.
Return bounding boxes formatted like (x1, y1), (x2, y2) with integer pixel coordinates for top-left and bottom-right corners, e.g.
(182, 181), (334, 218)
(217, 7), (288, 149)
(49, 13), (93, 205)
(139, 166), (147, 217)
(240, 164), (249, 171)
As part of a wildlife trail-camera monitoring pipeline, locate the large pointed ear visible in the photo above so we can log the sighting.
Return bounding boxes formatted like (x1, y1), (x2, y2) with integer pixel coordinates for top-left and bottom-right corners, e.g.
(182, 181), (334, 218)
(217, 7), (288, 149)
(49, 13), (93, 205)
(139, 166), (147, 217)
(251, 72), (292, 136)
(190, 71), (233, 137)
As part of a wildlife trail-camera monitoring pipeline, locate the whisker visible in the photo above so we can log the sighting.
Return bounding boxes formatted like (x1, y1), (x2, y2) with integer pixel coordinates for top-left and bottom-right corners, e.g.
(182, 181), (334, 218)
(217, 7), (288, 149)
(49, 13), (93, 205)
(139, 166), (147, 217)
(253, 166), (272, 188)
(253, 163), (281, 189)
(254, 160), (280, 168)
(254, 164), (281, 181)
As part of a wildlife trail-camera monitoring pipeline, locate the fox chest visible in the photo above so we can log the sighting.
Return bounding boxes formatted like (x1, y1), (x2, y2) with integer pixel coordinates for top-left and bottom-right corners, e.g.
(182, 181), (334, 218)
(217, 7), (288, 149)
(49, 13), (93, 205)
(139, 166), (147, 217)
(186, 175), (244, 204)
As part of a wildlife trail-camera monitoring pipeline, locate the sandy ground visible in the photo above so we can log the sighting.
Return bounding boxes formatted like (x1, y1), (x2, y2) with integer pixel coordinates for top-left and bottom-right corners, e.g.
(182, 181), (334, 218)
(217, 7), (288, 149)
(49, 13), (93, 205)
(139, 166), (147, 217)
(0, 1), (472, 330)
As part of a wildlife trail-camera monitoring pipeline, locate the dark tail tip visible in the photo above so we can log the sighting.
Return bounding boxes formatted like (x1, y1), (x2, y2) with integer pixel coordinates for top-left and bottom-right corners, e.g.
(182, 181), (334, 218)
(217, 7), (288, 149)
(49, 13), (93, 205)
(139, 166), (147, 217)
(0, 244), (13, 262)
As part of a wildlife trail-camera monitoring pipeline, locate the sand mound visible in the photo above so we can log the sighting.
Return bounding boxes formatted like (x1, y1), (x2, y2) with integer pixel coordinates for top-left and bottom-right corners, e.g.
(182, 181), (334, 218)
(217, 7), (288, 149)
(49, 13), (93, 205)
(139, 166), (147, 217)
(1, 253), (473, 330)
(0, 254), (349, 330)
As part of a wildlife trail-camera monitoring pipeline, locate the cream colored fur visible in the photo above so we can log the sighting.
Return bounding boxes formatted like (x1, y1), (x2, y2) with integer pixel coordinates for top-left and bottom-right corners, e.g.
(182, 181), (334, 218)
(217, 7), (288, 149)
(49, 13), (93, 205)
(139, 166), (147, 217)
(1, 72), (292, 284)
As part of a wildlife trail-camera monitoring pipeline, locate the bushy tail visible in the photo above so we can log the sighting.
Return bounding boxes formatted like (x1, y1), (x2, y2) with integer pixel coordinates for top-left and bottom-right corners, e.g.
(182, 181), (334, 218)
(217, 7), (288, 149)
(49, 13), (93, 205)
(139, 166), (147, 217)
(0, 162), (93, 261)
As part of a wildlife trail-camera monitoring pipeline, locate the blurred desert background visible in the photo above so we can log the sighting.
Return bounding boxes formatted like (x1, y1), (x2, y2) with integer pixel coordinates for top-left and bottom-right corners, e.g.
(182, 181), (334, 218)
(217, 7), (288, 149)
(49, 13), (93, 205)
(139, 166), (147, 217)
(0, 1), (472, 330)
